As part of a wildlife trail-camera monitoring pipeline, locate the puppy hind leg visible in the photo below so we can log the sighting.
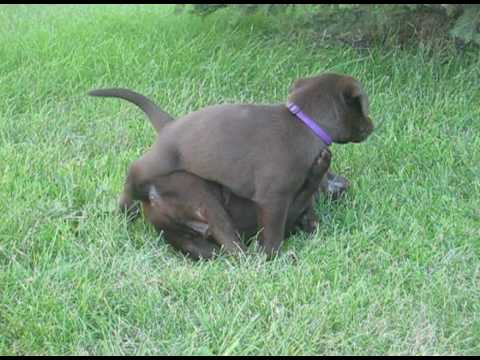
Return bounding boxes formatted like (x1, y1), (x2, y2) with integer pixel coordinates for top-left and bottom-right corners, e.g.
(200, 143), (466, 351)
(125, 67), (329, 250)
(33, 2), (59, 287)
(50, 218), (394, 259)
(135, 147), (181, 181)
(118, 159), (151, 220)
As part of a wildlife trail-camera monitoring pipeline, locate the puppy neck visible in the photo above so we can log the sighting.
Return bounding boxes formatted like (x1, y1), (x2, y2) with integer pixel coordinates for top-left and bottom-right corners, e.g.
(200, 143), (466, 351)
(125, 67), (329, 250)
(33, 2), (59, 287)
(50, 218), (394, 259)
(286, 102), (332, 146)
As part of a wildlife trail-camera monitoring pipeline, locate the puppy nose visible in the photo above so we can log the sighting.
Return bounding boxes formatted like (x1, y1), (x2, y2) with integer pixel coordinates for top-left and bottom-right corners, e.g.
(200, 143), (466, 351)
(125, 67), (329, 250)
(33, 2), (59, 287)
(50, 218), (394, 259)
(359, 122), (374, 140)
(367, 117), (374, 130)
(365, 120), (374, 134)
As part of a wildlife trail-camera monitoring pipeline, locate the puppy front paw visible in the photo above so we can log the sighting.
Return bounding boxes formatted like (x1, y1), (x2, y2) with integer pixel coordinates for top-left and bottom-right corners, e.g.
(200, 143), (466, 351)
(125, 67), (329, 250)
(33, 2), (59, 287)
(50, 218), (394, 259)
(118, 194), (141, 221)
(297, 209), (319, 234)
(310, 148), (331, 177)
(318, 148), (332, 164)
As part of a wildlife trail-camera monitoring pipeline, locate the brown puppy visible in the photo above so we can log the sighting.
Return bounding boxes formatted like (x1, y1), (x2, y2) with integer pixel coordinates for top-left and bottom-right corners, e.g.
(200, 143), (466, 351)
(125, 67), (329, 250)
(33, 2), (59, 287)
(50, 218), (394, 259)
(89, 91), (345, 259)
(142, 149), (332, 260)
(90, 73), (373, 257)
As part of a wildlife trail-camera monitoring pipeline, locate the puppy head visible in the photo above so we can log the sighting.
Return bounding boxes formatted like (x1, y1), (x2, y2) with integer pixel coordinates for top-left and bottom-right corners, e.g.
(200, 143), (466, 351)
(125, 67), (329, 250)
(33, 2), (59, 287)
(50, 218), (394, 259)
(288, 73), (374, 144)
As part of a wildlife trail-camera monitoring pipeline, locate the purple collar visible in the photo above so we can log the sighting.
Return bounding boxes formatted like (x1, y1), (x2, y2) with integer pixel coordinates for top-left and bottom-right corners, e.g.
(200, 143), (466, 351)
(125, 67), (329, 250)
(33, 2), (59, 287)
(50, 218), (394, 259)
(287, 102), (332, 146)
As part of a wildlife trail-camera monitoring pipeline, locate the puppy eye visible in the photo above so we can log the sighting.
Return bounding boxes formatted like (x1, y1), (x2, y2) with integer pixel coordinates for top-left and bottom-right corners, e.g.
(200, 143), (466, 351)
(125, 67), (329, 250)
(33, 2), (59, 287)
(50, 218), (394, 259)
(346, 96), (365, 116)
(345, 95), (358, 106)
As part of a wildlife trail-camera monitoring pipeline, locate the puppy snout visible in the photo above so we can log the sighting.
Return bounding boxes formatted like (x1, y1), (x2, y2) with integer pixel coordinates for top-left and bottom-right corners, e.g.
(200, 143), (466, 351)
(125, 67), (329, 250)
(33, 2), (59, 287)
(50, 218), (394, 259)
(363, 123), (374, 136)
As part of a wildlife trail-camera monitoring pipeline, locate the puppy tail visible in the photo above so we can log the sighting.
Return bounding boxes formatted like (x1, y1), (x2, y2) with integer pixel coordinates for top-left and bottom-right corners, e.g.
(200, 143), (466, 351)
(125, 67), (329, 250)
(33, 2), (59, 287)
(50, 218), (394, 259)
(88, 88), (172, 132)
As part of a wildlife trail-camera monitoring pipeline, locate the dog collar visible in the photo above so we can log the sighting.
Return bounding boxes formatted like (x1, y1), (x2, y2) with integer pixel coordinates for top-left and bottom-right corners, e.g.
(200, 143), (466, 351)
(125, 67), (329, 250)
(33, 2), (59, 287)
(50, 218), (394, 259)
(286, 102), (332, 146)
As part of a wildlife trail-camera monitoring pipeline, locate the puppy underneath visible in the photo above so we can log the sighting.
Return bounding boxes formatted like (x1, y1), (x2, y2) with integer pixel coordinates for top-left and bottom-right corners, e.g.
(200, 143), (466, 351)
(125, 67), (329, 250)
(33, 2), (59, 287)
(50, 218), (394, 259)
(142, 149), (332, 260)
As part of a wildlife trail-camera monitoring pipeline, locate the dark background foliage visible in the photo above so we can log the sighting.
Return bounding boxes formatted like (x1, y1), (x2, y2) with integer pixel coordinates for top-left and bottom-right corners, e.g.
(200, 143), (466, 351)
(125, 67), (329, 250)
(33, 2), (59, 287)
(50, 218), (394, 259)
(178, 4), (480, 51)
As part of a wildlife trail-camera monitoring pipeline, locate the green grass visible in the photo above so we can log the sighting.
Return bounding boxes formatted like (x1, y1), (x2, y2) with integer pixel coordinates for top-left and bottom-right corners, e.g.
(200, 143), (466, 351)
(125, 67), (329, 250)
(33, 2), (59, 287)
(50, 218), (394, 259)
(1, 4), (479, 355)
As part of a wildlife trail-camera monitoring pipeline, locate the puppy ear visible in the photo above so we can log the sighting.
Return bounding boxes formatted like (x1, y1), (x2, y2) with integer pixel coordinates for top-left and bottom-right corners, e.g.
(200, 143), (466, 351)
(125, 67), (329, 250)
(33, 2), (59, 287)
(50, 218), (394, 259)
(185, 220), (210, 237)
(343, 81), (369, 119)
(288, 78), (307, 93)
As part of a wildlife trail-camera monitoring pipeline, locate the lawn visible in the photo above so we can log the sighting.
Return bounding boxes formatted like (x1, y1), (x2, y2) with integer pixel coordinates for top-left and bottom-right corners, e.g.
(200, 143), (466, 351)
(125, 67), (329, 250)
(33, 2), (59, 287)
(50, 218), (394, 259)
(0, 4), (479, 355)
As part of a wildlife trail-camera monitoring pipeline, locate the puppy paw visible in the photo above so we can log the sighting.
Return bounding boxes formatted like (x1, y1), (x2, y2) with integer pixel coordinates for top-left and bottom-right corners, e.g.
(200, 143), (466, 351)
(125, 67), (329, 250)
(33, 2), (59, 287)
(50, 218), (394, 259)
(318, 148), (332, 164)
(323, 173), (349, 201)
(310, 148), (331, 177)
(285, 250), (299, 264)
(297, 211), (319, 234)
(117, 192), (141, 221)
(119, 201), (141, 221)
